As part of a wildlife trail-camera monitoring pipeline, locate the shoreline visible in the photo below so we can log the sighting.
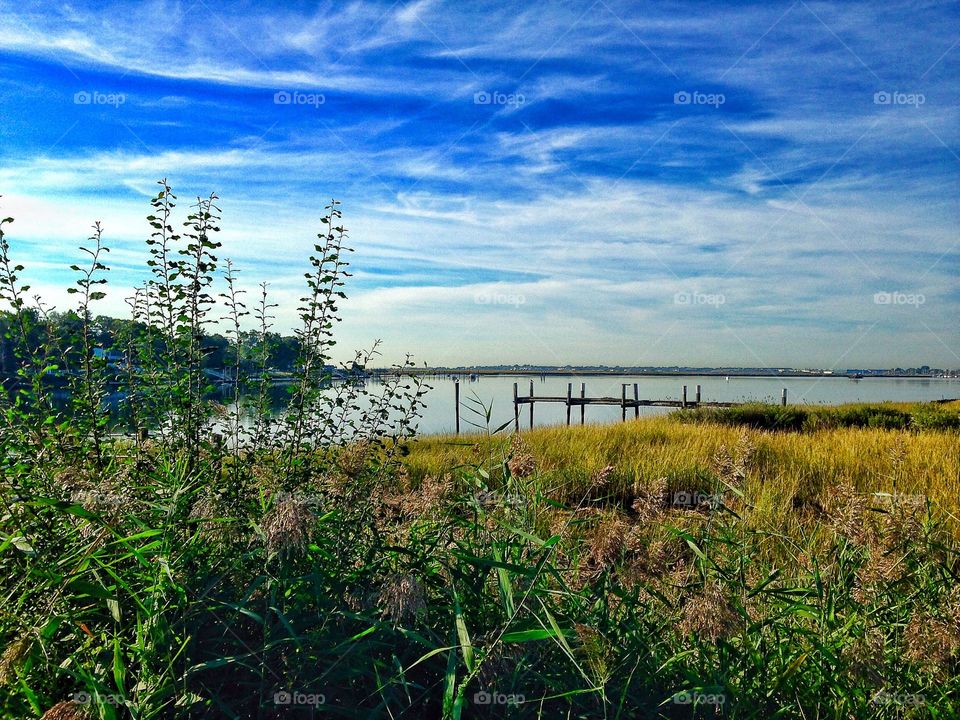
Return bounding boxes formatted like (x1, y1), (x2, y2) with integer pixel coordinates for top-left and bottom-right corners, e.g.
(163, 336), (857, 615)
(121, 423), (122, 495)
(374, 368), (960, 379)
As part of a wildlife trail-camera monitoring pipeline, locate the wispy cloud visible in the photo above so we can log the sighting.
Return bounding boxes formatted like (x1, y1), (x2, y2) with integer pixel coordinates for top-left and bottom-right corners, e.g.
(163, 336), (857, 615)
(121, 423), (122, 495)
(0, 0), (957, 366)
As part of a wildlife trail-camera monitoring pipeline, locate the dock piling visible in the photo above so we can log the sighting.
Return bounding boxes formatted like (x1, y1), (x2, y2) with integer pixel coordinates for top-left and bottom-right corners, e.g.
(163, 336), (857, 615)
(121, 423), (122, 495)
(454, 380), (460, 435)
(529, 379), (534, 429)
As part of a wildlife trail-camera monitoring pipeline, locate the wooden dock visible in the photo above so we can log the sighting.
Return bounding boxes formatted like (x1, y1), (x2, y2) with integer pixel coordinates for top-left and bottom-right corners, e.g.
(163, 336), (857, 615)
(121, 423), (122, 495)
(453, 380), (787, 433)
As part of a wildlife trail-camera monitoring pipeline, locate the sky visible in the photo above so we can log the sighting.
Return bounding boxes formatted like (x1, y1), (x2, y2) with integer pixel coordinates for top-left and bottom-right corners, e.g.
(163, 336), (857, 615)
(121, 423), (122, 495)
(0, 0), (957, 369)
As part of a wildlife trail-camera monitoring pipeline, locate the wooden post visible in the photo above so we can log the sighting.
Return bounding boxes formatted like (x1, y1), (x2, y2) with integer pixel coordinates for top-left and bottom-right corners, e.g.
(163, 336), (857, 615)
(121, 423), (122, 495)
(566, 383), (572, 425)
(633, 383), (639, 418)
(696, 384), (701, 404)
(781, 387), (787, 406)
(621, 384), (627, 421)
(513, 382), (519, 432)
(682, 385), (687, 408)
(580, 383), (586, 425)
(454, 380), (460, 435)
(529, 379), (534, 429)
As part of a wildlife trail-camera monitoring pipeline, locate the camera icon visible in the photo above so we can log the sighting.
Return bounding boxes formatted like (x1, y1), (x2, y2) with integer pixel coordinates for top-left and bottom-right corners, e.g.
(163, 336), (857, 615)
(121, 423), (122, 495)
(476, 491), (495, 505)
(473, 91), (491, 105)
(474, 291), (491, 304)
(673, 491), (692, 507)
(673, 291), (691, 305)
(873, 91), (891, 105)
(673, 91), (691, 105)
(273, 91), (292, 105)
(873, 291), (892, 305)
(473, 691), (492, 704)
(74, 91), (91, 105)
(72, 692), (92, 705)
(672, 691), (692, 704)
(273, 691), (292, 705)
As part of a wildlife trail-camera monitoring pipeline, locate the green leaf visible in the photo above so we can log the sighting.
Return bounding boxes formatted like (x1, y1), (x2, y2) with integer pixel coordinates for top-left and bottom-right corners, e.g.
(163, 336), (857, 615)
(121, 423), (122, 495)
(501, 628), (560, 643)
(67, 579), (116, 600)
(9, 536), (36, 556)
(453, 592), (474, 673)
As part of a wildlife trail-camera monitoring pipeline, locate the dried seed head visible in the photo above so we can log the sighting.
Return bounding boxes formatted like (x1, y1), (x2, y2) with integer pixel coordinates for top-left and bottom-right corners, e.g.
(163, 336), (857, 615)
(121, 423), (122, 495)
(190, 494), (238, 544)
(387, 474), (451, 521)
(507, 435), (536, 478)
(903, 614), (960, 675)
(828, 481), (870, 545)
(377, 574), (426, 625)
(589, 465), (615, 493)
(262, 498), (314, 557)
(0, 632), (33, 685)
(54, 467), (92, 495)
(854, 548), (905, 601)
(338, 440), (372, 478)
(712, 429), (753, 490)
(40, 702), (93, 720)
(631, 477), (668, 522)
(624, 534), (682, 582)
(679, 584), (742, 643)
(575, 623), (613, 682)
(582, 514), (630, 576)
(888, 437), (907, 470)
(880, 500), (926, 547)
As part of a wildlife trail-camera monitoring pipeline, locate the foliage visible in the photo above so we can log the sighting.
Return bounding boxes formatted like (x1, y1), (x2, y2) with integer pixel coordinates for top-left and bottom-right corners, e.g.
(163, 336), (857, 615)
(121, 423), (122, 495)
(671, 401), (957, 433)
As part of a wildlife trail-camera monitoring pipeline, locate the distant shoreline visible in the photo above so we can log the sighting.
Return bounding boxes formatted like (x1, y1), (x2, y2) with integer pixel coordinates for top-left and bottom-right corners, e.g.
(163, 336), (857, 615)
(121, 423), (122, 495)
(373, 368), (959, 379)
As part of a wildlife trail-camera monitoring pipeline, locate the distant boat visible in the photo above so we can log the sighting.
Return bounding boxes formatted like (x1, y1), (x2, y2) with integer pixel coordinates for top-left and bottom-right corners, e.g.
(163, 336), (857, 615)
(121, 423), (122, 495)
(724, 376), (729, 382)
(850, 373), (863, 380)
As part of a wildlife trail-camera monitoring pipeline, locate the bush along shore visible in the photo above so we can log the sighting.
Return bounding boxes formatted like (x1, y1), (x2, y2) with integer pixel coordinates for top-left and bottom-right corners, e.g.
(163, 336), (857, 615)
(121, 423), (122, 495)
(1, 186), (959, 718)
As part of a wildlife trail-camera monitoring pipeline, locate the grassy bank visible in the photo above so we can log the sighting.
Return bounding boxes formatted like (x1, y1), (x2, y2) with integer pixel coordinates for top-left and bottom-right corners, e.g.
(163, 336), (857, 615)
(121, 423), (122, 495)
(404, 402), (960, 536)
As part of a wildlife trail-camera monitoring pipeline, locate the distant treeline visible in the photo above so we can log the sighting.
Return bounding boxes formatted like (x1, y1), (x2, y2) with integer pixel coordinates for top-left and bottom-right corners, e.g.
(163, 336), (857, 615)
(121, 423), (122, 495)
(0, 309), (302, 377)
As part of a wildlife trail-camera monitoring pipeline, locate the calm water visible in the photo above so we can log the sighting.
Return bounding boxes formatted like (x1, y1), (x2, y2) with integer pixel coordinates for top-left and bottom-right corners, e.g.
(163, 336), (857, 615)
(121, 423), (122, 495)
(400, 375), (960, 435)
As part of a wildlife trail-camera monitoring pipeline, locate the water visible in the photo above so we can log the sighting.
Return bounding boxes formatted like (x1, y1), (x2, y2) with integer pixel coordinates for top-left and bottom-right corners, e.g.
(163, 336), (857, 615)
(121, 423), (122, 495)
(402, 375), (960, 435)
(89, 374), (959, 438)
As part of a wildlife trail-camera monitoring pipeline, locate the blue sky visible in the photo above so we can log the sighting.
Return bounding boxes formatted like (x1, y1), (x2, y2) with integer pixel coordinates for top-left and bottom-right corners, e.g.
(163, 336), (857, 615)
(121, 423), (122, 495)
(0, 0), (957, 368)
